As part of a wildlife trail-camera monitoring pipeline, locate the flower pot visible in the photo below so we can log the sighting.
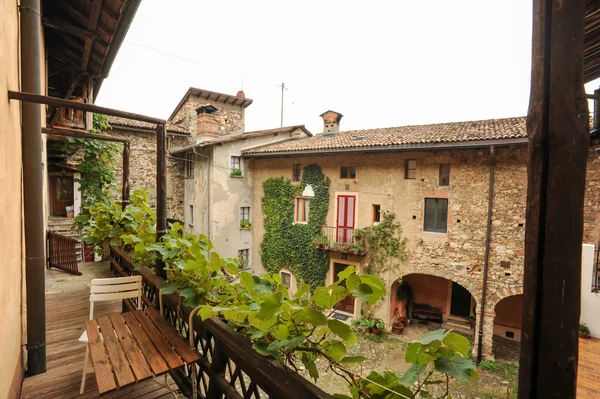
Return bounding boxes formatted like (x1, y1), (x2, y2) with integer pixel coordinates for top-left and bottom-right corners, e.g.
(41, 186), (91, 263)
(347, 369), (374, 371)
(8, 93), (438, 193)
(392, 322), (405, 335)
(370, 327), (383, 335)
(580, 332), (592, 339)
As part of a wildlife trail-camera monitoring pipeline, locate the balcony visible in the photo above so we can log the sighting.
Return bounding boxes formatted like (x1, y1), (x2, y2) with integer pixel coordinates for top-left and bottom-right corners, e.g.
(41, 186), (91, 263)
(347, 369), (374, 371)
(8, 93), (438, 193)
(317, 226), (367, 255)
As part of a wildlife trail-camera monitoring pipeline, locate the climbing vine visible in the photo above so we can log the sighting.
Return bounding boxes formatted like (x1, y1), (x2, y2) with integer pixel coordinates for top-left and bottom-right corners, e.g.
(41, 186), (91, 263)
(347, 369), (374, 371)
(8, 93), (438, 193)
(66, 114), (120, 231)
(261, 164), (331, 288)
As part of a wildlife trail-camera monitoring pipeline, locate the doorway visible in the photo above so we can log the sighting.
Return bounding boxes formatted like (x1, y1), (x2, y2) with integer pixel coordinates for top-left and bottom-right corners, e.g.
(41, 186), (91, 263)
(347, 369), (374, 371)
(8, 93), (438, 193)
(450, 282), (472, 317)
(49, 175), (74, 217)
(336, 195), (355, 243)
(333, 262), (355, 314)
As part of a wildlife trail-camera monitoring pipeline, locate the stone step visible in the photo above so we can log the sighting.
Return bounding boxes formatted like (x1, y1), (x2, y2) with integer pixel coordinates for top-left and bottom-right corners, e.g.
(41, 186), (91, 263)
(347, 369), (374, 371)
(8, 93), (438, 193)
(443, 319), (474, 334)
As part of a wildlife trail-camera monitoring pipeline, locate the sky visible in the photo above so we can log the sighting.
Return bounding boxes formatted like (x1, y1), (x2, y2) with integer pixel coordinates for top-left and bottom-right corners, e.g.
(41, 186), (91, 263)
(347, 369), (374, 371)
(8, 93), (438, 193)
(96, 0), (600, 134)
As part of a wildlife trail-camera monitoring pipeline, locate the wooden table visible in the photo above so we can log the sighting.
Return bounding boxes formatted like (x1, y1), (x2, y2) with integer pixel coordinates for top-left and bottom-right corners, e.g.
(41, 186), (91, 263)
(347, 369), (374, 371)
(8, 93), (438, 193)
(85, 307), (200, 394)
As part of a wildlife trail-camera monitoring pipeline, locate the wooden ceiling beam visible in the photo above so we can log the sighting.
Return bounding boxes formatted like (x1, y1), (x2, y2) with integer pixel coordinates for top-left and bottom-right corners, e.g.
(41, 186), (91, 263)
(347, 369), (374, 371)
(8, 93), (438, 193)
(42, 16), (99, 40)
(81, 0), (103, 72)
(48, 71), (84, 127)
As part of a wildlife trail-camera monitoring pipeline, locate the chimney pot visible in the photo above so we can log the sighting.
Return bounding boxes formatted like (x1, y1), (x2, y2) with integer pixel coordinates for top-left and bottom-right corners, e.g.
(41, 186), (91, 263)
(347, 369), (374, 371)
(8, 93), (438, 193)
(195, 104), (219, 139)
(320, 110), (343, 135)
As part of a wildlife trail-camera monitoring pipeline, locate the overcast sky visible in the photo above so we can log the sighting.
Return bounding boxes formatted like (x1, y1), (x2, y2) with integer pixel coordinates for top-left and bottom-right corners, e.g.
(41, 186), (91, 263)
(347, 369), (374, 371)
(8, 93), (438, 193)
(96, 1), (600, 134)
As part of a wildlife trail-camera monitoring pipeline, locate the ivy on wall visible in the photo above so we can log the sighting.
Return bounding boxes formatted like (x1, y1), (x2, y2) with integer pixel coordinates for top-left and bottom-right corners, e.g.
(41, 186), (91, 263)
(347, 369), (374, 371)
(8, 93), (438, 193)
(261, 164), (331, 288)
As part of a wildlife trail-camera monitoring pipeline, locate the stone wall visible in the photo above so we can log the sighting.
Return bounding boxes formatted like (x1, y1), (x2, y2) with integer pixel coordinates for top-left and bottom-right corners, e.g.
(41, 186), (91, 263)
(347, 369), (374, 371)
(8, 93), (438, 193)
(248, 146), (600, 358)
(171, 93), (245, 139)
(110, 127), (189, 220)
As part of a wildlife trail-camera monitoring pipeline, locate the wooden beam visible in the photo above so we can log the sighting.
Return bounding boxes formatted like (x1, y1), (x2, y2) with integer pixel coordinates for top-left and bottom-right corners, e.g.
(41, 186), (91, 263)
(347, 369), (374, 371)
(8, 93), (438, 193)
(42, 17), (98, 39)
(9, 91), (167, 124)
(81, 0), (102, 72)
(518, 0), (589, 398)
(48, 71), (83, 127)
(43, 128), (129, 143)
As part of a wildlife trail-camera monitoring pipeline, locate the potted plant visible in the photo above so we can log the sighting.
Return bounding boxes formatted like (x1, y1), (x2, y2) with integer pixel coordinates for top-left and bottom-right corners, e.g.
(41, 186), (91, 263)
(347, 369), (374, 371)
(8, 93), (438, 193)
(341, 243), (353, 253)
(230, 168), (242, 177)
(240, 220), (252, 231)
(370, 318), (385, 335)
(579, 322), (592, 338)
(351, 241), (365, 255)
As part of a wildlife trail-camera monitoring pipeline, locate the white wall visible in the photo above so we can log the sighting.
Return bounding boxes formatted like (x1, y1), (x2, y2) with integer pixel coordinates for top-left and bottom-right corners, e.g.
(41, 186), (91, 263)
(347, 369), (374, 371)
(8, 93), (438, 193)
(581, 243), (600, 337)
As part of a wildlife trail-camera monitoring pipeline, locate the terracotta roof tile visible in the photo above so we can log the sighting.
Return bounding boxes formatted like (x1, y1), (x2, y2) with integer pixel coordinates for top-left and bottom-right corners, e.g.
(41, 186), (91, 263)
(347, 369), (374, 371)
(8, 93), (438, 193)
(242, 117), (527, 155)
(107, 116), (188, 134)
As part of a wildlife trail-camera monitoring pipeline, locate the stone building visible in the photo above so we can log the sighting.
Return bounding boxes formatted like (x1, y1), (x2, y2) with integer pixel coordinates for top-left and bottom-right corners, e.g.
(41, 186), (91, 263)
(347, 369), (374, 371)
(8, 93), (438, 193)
(168, 88), (312, 269)
(242, 112), (600, 359)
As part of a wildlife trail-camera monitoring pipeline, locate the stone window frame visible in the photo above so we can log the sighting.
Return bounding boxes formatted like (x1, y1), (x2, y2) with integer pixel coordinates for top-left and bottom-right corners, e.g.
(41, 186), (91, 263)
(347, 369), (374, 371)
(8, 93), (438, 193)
(439, 163), (451, 186)
(185, 153), (194, 178)
(292, 163), (302, 182)
(423, 198), (448, 233)
(405, 159), (417, 179)
(340, 166), (357, 179)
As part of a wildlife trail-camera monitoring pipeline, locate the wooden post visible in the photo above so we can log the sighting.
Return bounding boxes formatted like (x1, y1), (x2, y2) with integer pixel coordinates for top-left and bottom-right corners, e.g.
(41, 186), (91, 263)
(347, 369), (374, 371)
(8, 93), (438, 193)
(156, 123), (167, 278)
(122, 142), (130, 210)
(518, 0), (589, 398)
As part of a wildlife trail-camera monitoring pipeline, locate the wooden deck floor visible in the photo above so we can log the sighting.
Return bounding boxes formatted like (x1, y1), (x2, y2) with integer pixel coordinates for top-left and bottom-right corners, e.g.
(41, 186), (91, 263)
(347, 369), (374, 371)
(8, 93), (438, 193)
(21, 262), (183, 399)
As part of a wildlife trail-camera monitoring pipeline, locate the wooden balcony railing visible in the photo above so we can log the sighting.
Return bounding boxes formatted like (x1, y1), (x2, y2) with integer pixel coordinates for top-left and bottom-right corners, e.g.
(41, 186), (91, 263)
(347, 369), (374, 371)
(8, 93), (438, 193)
(109, 246), (331, 399)
(47, 231), (81, 275)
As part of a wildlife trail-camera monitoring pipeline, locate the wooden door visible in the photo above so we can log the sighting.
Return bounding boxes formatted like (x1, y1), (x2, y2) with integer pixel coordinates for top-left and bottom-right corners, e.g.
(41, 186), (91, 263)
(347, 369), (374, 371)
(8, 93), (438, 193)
(336, 195), (355, 244)
(333, 262), (355, 313)
(49, 175), (74, 217)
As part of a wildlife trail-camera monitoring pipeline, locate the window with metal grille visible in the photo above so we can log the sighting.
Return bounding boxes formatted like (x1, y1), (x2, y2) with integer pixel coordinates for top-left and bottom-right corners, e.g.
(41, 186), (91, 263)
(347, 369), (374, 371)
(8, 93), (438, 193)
(185, 153), (194, 178)
(238, 249), (249, 269)
(439, 163), (450, 186)
(240, 206), (250, 222)
(424, 198), (448, 233)
(280, 271), (291, 288)
(340, 166), (356, 179)
(405, 159), (416, 179)
(295, 198), (309, 223)
(293, 164), (301, 182)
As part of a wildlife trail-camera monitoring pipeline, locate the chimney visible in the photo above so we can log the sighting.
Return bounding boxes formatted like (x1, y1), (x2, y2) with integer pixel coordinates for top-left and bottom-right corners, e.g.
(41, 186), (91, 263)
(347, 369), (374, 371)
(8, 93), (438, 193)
(195, 104), (219, 139)
(320, 110), (343, 135)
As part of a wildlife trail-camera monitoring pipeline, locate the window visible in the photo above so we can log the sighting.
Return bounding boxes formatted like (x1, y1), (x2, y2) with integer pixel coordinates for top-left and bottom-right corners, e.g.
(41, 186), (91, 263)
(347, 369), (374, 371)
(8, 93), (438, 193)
(238, 249), (249, 269)
(230, 156), (241, 176)
(240, 206), (250, 222)
(439, 163), (450, 186)
(340, 166), (356, 179)
(424, 198), (448, 233)
(185, 153), (194, 178)
(405, 159), (416, 179)
(292, 163), (302, 182)
(373, 204), (381, 223)
(280, 271), (291, 288)
(189, 205), (194, 226)
(295, 198), (309, 223)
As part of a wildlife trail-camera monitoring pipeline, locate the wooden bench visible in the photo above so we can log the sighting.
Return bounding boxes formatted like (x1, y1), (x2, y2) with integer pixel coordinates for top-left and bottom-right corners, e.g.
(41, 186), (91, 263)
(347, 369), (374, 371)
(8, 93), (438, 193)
(411, 303), (443, 323)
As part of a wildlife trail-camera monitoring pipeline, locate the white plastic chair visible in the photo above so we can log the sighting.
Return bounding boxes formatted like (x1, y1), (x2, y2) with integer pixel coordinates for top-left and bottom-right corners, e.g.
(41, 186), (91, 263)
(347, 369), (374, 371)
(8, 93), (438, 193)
(79, 275), (143, 394)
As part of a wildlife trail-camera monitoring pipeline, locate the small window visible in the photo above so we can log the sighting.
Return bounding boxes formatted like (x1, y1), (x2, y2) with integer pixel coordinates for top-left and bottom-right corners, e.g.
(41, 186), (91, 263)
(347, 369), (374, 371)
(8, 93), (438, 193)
(295, 198), (309, 223)
(185, 153), (194, 178)
(424, 198), (448, 233)
(439, 163), (450, 186)
(238, 249), (249, 269)
(292, 163), (302, 182)
(230, 156), (242, 176)
(280, 271), (291, 288)
(240, 206), (250, 222)
(340, 166), (356, 179)
(189, 205), (194, 226)
(373, 205), (381, 223)
(405, 159), (416, 179)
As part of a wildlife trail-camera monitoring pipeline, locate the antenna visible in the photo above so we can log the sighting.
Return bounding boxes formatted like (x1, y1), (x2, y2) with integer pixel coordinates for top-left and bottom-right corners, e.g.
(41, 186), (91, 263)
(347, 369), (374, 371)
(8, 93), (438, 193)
(276, 82), (288, 127)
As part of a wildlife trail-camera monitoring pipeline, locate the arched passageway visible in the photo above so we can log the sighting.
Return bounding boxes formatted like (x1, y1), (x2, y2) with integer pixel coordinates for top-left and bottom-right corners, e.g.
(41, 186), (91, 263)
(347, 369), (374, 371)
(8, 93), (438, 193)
(493, 294), (523, 341)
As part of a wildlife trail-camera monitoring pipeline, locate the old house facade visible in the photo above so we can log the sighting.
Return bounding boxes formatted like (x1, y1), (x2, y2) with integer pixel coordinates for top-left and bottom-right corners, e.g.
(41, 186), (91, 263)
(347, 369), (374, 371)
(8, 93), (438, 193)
(244, 112), (600, 359)
(169, 88), (312, 269)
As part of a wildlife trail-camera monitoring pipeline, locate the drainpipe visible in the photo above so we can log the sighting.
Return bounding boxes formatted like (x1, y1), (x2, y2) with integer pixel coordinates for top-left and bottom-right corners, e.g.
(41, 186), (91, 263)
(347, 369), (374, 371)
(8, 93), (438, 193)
(20, 0), (46, 375)
(192, 148), (211, 239)
(477, 145), (495, 364)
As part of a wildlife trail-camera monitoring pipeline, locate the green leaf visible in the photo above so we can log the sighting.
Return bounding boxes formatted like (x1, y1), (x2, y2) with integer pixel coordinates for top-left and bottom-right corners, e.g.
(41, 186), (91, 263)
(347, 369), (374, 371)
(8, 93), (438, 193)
(180, 286), (196, 299)
(399, 362), (427, 386)
(275, 324), (290, 340)
(442, 332), (471, 357)
(267, 339), (289, 353)
(158, 283), (178, 295)
(405, 342), (422, 363)
(240, 272), (256, 291)
(301, 353), (319, 381)
(351, 283), (373, 301)
(284, 334), (306, 350)
(323, 340), (346, 362)
(328, 319), (352, 341)
(421, 329), (449, 345)
(339, 355), (367, 365)
(300, 308), (327, 326)
(255, 292), (282, 321)
(223, 261), (239, 275)
(337, 265), (355, 281)
(332, 395), (353, 399)
(434, 356), (478, 381)
(252, 342), (269, 356)
(209, 251), (221, 272)
(294, 283), (311, 299)
(198, 305), (213, 321)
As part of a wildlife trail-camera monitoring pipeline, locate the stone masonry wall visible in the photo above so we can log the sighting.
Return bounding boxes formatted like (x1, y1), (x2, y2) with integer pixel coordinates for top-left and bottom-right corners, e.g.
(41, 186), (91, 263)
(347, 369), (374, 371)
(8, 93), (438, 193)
(248, 146), (600, 359)
(111, 127), (190, 220)
(171, 93), (245, 139)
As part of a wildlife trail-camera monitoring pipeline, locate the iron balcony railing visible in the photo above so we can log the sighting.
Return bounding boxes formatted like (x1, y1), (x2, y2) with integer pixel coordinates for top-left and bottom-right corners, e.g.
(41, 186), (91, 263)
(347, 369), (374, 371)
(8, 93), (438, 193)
(593, 245), (600, 292)
(321, 225), (355, 245)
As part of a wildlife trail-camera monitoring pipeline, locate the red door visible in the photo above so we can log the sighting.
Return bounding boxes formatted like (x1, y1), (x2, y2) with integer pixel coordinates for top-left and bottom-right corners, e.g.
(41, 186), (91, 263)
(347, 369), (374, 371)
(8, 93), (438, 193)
(336, 195), (355, 244)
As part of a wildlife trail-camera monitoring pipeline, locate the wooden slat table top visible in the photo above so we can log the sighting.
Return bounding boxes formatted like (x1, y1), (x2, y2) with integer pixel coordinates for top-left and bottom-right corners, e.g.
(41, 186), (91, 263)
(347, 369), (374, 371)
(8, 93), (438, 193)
(86, 308), (200, 395)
